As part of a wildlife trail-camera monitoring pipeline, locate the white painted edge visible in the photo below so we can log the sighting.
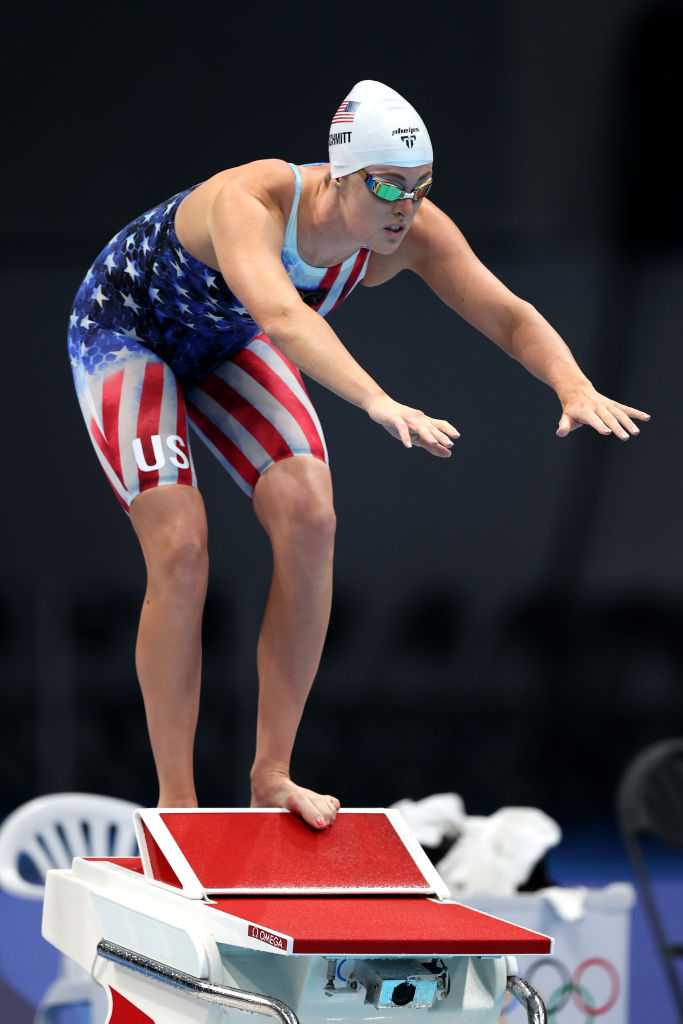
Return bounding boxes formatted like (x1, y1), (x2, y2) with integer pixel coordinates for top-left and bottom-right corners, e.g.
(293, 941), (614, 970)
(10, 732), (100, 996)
(385, 808), (451, 900)
(151, 807), (389, 814)
(134, 809), (205, 900)
(202, 885), (435, 896)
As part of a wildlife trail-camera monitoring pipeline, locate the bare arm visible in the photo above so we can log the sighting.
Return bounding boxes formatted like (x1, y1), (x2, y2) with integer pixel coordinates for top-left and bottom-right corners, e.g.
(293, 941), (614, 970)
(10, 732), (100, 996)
(406, 200), (587, 387)
(207, 162), (458, 455)
(207, 163), (384, 410)
(403, 199), (650, 438)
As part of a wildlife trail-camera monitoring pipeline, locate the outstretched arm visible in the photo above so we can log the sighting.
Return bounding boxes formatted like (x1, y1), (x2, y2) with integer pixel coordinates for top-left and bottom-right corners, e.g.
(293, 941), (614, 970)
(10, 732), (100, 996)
(405, 199), (651, 439)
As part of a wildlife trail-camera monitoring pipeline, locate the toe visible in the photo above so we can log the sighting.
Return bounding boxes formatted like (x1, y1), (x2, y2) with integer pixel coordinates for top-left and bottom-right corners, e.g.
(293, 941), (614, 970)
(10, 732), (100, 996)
(324, 796), (339, 821)
(311, 798), (336, 827)
(288, 791), (328, 829)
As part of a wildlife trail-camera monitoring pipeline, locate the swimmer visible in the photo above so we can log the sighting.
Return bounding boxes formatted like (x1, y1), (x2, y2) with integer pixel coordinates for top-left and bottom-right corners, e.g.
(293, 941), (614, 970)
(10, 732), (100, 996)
(67, 80), (650, 830)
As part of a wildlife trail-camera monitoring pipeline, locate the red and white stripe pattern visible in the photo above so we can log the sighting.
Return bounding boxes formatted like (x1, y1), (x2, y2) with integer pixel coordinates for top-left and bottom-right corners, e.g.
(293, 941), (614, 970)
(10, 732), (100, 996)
(75, 350), (196, 512)
(74, 331), (329, 511)
(186, 333), (328, 497)
(307, 249), (371, 318)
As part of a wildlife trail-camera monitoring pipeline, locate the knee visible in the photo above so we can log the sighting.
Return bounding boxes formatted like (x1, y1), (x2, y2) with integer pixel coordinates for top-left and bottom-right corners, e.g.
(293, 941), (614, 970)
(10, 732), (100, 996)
(280, 492), (337, 549)
(147, 520), (209, 593)
(257, 468), (336, 550)
(297, 496), (337, 545)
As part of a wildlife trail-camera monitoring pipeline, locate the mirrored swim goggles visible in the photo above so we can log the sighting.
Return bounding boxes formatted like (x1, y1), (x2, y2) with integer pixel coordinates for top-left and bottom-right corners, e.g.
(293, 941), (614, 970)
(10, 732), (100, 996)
(358, 169), (433, 203)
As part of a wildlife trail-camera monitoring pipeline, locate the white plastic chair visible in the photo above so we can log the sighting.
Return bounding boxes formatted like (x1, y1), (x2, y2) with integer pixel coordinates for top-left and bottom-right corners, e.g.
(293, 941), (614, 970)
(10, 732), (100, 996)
(0, 792), (140, 1023)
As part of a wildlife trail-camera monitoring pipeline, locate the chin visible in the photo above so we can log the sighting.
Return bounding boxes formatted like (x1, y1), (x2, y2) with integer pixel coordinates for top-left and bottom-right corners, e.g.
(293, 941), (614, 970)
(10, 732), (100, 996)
(371, 235), (405, 254)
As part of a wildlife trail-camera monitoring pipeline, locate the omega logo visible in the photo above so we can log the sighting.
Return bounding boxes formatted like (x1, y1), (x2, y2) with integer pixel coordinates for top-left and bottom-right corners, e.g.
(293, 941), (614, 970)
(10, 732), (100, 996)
(248, 924), (286, 949)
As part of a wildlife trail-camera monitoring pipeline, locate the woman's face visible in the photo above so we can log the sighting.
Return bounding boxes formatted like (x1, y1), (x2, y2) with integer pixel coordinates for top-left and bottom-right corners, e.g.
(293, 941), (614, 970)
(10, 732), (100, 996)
(342, 163), (433, 254)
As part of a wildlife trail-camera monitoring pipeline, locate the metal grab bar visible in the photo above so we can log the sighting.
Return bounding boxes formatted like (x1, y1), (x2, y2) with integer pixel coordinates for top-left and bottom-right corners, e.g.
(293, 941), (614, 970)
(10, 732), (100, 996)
(97, 940), (300, 1024)
(97, 940), (544, 1024)
(506, 975), (547, 1024)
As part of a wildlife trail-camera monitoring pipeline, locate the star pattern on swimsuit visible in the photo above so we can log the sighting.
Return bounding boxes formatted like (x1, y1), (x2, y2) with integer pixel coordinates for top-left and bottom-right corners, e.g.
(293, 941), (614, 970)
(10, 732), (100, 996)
(67, 188), (263, 381)
(66, 169), (366, 385)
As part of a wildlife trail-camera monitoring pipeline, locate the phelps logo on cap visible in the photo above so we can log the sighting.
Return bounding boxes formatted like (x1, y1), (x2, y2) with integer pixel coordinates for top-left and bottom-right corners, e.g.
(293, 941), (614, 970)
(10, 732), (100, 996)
(328, 80), (433, 178)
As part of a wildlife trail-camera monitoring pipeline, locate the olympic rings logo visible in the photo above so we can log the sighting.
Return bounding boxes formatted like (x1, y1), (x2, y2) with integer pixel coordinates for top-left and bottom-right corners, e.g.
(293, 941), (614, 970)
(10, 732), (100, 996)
(502, 957), (621, 1019)
(336, 959), (350, 983)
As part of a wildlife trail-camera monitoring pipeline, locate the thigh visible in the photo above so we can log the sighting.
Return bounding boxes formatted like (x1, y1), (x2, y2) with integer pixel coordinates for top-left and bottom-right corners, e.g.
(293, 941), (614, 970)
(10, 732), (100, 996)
(71, 328), (198, 513)
(185, 332), (329, 498)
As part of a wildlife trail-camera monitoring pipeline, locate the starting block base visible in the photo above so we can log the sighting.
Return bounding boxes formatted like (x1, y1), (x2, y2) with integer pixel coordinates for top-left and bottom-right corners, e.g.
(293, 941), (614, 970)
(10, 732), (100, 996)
(42, 808), (551, 1023)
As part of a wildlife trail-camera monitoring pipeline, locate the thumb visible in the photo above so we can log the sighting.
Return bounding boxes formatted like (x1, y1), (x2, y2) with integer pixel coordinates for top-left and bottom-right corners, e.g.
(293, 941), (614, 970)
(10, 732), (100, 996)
(393, 417), (412, 448)
(557, 412), (572, 437)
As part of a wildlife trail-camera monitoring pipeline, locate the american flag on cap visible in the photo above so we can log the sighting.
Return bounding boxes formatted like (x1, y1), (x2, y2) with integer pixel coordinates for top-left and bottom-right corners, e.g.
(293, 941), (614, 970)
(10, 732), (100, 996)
(331, 100), (360, 125)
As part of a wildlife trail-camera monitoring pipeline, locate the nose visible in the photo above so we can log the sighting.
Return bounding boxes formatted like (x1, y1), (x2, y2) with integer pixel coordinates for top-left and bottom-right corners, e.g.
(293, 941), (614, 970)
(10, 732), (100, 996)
(393, 198), (413, 218)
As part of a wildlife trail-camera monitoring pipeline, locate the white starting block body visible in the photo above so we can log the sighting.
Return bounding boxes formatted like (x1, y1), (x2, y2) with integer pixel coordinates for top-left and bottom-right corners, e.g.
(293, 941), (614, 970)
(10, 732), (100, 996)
(42, 808), (553, 1023)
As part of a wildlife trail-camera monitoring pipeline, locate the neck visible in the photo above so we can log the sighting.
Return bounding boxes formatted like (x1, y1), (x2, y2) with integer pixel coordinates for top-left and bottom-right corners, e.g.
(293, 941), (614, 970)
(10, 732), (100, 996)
(298, 167), (364, 267)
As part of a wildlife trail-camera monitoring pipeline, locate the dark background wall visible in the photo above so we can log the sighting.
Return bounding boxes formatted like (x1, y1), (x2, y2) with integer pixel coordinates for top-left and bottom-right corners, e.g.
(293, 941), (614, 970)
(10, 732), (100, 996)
(2, 2), (681, 825)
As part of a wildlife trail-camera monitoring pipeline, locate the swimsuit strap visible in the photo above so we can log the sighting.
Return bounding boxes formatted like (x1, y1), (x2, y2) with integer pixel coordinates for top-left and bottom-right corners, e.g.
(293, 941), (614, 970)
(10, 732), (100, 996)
(284, 163), (303, 253)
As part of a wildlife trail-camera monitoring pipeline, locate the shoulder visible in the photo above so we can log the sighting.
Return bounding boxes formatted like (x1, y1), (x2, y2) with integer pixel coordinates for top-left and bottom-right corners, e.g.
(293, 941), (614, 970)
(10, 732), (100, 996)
(210, 159), (296, 225)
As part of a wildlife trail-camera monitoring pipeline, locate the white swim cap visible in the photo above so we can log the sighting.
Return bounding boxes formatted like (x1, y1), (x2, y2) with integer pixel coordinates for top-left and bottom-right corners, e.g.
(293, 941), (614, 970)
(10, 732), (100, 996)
(328, 80), (433, 179)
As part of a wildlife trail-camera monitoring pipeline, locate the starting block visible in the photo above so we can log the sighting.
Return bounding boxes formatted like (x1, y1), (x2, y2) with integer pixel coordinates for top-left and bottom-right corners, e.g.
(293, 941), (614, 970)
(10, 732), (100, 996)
(42, 808), (552, 1022)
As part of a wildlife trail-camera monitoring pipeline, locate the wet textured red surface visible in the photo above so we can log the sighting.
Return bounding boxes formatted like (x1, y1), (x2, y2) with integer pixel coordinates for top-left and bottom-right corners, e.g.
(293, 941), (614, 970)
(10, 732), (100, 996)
(210, 894), (551, 954)
(157, 811), (429, 892)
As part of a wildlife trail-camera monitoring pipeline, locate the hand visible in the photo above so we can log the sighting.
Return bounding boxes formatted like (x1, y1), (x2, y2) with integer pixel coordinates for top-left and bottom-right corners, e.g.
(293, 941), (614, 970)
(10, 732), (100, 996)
(364, 394), (460, 457)
(556, 382), (651, 440)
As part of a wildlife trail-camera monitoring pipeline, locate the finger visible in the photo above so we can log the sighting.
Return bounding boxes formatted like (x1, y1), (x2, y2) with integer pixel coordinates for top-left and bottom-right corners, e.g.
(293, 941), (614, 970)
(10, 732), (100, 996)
(615, 404), (651, 420)
(422, 445), (453, 458)
(409, 419), (451, 446)
(409, 422), (440, 446)
(427, 441), (453, 458)
(411, 430), (453, 458)
(429, 418), (461, 438)
(430, 426), (455, 447)
(583, 409), (612, 435)
(599, 406), (630, 441)
(560, 415), (586, 434)
(556, 412), (572, 437)
(610, 406), (640, 436)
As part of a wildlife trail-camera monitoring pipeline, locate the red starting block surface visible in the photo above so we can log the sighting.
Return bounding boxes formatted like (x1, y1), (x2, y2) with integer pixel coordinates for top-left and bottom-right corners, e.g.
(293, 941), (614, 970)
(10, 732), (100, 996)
(211, 896), (550, 955)
(89, 859), (551, 955)
(91, 809), (553, 956)
(133, 808), (451, 899)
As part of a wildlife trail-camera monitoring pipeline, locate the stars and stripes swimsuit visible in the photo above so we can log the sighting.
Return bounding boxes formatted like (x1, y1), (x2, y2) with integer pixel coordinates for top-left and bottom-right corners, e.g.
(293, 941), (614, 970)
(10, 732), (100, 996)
(67, 163), (370, 512)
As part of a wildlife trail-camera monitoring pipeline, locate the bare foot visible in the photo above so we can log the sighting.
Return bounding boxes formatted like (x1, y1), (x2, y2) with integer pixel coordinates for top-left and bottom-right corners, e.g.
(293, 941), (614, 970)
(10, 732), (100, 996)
(250, 766), (340, 829)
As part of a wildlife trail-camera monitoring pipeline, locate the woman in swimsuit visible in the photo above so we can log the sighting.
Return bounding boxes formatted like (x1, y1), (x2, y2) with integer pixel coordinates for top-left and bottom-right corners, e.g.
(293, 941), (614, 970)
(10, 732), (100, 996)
(67, 81), (650, 829)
